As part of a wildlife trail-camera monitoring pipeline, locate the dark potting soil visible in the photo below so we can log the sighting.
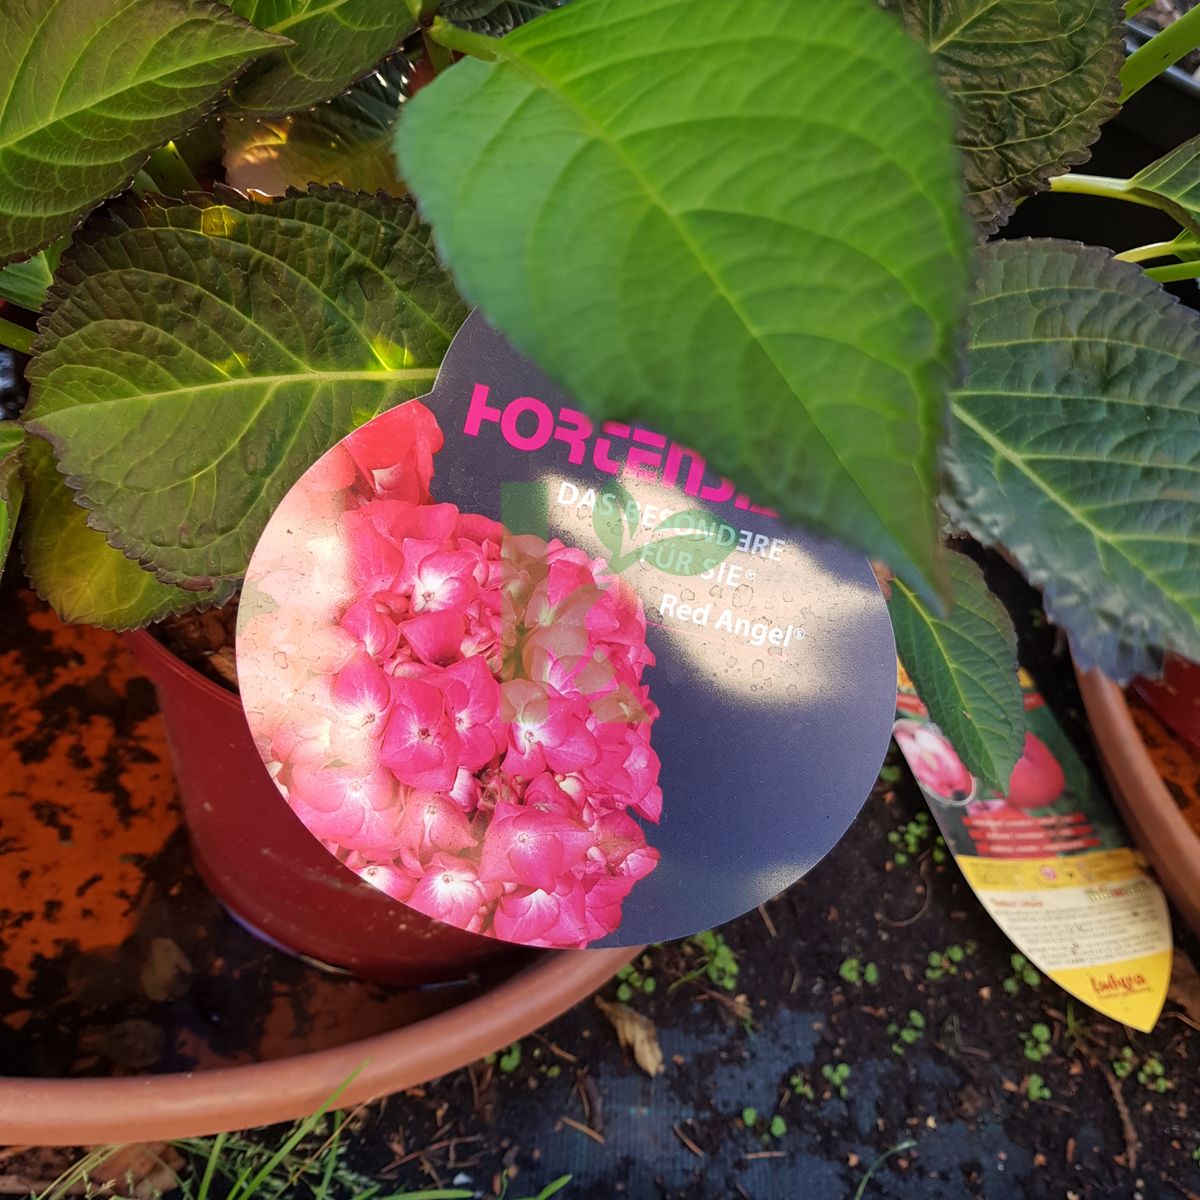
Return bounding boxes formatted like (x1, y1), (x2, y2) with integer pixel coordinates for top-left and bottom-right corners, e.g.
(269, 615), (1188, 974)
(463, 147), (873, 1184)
(298, 554), (1200, 1200)
(5, 554), (1200, 1198)
(0, 572), (479, 1081)
(155, 599), (241, 692)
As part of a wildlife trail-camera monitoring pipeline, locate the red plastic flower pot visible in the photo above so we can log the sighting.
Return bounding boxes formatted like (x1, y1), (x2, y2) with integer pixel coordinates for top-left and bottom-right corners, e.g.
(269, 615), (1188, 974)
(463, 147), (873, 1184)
(1133, 654), (1200, 759)
(123, 630), (521, 985)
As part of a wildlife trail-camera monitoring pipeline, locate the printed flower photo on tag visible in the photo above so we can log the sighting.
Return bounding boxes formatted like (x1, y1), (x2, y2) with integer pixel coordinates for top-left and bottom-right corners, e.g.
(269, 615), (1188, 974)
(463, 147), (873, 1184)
(239, 400), (662, 947)
(238, 313), (897, 949)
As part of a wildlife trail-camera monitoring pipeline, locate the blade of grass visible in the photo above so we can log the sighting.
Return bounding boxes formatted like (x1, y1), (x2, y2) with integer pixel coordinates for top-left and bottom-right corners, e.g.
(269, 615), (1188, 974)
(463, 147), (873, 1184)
(529, 1176), (573, 1200)
(853, 1138), (917, 1199)
(227, 1071), (359, 1200)
(314, 1121), (342, 1199)
(34, 1146), (120, 1200)
(194, 1130), (228, 1200)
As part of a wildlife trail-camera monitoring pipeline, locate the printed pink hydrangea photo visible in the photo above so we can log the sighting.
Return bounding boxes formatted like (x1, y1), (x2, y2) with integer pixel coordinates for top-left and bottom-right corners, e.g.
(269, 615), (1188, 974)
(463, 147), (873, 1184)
(892, 719), (975, 806)
(238, 400), (663, 948)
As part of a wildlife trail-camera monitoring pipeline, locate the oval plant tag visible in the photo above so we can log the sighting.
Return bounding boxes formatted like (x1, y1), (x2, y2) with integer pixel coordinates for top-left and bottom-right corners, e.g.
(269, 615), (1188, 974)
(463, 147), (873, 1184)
(236, 312), (896, 948)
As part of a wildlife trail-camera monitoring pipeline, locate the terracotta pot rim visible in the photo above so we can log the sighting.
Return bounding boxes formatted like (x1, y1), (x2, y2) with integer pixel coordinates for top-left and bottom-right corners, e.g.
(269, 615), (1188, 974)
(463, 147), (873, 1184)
(1075, 664), (1200, 934)
(0, 943), (636, 1145)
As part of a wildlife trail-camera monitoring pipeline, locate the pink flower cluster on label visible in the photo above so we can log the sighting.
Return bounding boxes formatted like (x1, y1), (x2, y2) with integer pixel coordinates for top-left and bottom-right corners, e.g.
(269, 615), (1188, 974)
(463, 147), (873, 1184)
(240, 400), (662, 948)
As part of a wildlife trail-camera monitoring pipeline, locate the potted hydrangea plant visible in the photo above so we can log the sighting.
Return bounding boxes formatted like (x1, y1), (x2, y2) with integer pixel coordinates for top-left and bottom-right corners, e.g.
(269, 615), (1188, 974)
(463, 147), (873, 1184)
(1, 0), (1199, 1140)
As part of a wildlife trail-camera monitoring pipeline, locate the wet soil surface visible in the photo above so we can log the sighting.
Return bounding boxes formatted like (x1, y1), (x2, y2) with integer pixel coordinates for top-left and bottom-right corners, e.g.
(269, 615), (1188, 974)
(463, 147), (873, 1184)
(4, 556), (1200, 1199)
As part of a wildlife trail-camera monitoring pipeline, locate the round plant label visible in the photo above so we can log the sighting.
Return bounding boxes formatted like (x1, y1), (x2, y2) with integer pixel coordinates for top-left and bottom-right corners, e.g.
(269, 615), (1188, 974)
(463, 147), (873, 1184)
(237, 312), (896, 949)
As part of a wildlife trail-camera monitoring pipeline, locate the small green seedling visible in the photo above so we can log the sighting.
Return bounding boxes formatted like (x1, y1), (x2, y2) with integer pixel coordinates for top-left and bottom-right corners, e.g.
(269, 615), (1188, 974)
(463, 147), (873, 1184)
(1137, 1053), (1171, 1094)
(879, 764), (902, 785)
(498, 1042), (522, 1073)
(1191, 1146), (1200, 1164)
(615, 956), (657, 1003)
(821, 1062), (852, 1100)
(789, 1072), (815, 1100)
(838, 957), (880, 987)
(1062, 1002), (1091, 1052)
(925, 942), (974, 981)
(886, 1009), (926, 1056)
(673, 929), (740, 992)
(742, 1105), (788, 1142)
(886, 810), (947, 866)
(1002, 952), (1041, 995)
(1113, 1046), (1135, 1079)
(1020, 1023), (1052, 1063)
(1025, 1073), (1052, 1102)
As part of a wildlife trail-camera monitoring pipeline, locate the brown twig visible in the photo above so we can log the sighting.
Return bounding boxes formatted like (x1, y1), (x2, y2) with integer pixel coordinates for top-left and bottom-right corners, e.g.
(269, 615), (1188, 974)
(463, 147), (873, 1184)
(1165, 1178), (1200, 1200)
(879, 856), (934, 928)
(743, 1150), (785, 1160)
(1096, 1057), (1139, 1172)
(695, 985), (753, 1023)
(559, 1115), (606, 1145)
(1163, 1010), (1200, 1033)
(757, 902), (778, 938)
(537, 1037), (578, 1063)
(390, 1136), (482, 1169)
(672, 1121), (705, 1158)
(575, 1069), (604, 1133)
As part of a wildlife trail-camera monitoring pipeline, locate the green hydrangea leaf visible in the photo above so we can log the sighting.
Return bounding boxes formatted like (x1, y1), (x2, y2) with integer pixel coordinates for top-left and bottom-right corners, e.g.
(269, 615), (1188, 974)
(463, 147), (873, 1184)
(25, 189), (467, 590)
(441, 0), (566, 35)
(889, 0), (1125, 233)
(224, 54), (411, 194)
(1125, 133), (1200, 233)
(224, 1), (417, 115)
(0, 0), (285, 264)
(946, 239), (1200, 681)
(0, 240), (66, 312)
(397, 0), (973, 607)
(889, 549), (1023, 790)
(21, 437), (228, 629)
(0, 421), (24, 570)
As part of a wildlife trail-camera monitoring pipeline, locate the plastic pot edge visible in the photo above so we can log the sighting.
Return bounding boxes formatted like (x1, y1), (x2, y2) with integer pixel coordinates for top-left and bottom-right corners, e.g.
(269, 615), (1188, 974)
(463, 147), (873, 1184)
(0, 942), (637, 1144)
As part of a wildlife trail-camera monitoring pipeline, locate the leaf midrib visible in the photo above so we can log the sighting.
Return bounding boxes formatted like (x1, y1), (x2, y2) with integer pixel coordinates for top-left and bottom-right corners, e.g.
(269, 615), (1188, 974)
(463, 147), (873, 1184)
(952, 404), (1199, 621)
(266, 0), (374, 36)
(487, 37), (933, 576)
(894, 576), (1013, 775)
(0, 37), (270, 151)
(33, 367), (436, 415)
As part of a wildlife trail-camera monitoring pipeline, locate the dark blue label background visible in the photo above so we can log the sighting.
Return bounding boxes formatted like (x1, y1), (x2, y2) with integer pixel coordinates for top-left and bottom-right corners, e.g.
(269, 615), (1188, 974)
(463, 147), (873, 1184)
(421, 313), (896, 946)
